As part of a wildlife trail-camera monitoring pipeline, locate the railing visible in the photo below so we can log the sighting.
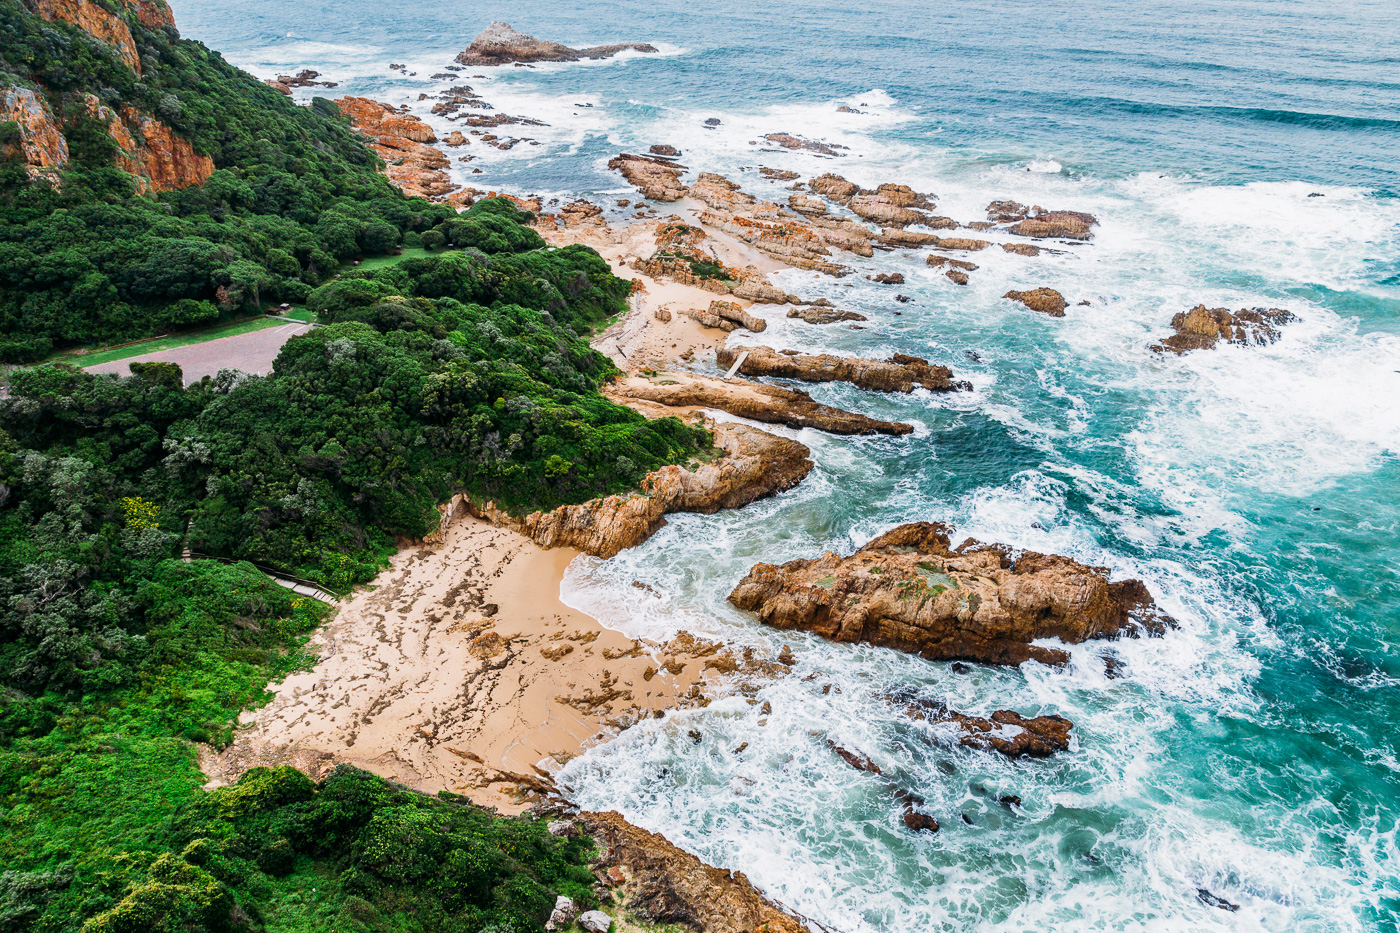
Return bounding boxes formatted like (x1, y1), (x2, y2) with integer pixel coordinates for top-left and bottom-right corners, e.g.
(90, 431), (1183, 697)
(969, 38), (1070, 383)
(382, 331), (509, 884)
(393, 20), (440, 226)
(186, 551), (341, 603)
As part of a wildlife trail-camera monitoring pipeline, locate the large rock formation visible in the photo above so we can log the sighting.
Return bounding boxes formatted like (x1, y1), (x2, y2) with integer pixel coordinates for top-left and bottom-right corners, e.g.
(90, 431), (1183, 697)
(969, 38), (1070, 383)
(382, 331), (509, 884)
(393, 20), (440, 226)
(716, 345), (970, 394)
(455, 22), (657, 66)
(786, 306), (867, 324)
(23, 0), (143, 73)
(1, 87), (69, 181)
(334, 97), (457, 200)
(1151, 305), (1297, 354)
(575, 811), (805, 933)
(1007, 209), (1097, 240)
(728, 522), (1172, 666)
(607, 372), (913, 436)
(808, 173), (860, 203)
(848, 184), (935, 227)
(609, 153), (688, 201)
(106, 105), (214, 192)
(697, 209), (848, 276)
(469, 423), (812, 559)
(1004, 288), (1067, 317)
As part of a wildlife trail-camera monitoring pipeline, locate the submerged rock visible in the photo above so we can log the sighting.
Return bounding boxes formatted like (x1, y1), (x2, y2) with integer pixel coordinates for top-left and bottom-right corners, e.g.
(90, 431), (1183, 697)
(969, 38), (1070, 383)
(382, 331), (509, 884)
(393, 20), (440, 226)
(893, 692), (1074, 758)
(1004, 288), (1068, 317)
(608, 372), (911, 436)
(786, 307), (868, 324)
(470, 423), (812, 559)
(728, 522), (1173, 666)
(716, 345), (970, 394)
(764, 133), (844, 156)
(1150, 305), (1297, 354)
(455, 21), (657, 66)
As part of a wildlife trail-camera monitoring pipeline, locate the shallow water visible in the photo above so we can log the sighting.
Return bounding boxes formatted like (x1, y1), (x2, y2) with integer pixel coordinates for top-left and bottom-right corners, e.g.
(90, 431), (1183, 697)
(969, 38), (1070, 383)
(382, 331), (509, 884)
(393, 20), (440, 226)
(170, 1), (1400, 928)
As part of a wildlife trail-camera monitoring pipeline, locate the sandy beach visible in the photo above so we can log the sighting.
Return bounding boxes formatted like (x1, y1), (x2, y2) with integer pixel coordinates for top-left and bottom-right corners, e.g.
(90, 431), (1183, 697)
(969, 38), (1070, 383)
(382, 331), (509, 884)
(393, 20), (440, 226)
(203, 509), (738, 813)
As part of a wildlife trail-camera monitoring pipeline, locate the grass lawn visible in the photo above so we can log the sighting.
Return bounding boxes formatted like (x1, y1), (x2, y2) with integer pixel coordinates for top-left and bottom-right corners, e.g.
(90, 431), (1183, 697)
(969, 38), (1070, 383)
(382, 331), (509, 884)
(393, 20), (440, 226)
(353, 246), (433, 272)
(52, 316), (292, 369)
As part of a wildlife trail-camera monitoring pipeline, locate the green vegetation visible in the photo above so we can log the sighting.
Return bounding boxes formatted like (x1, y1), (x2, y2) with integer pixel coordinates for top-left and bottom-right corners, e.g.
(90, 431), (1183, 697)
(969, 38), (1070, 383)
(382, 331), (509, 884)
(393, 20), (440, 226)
(0, 2), (710, 930)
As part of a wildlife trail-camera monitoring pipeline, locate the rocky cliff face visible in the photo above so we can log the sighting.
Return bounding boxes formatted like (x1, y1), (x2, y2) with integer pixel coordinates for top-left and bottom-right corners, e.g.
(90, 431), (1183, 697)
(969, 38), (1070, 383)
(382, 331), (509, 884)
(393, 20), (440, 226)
(22, 0), (144, 73)
(728, 522), (1173, 666)
(78, 95), (213, 193)
(606, 372), (913, 436)
(1, 87), (69, 181)
(716, 345), (970, 394)
(333, 97), (458, 200)
(455, 22), (658, 66)
(469, 422), (813, 559)
(1150, 305), (1297, 354)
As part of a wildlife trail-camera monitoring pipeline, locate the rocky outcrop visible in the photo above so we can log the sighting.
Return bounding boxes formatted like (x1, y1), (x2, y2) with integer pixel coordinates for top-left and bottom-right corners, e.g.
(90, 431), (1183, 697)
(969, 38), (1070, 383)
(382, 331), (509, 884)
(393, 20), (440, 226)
(1004, 288), (1067, 317)
(986, 200), (1028, 222)
(763, 133), (843, 156)
(706, 300), (766, 332)
(111, 106), (214, 192)
(455, 22), (657, 66)
(696, 209), (849, 276)
(925, 255), (977, 272)
(1, 87), (69, 181)
(1001, 243), (1042, 256)
(1150, 305), (1297, 354)
(786, 307), (867, 324)
(688, 172), (756, 213)
(728, 522), (1173, 667)
(848, 184), (935, 227)
(927, 236), (990, 251)
(893, 692), (1073, 758)
(808, 173), (859, 203)
(1008, 209), (1097, 240)
(875, 227), (948, 248)
(716, 345), (970, 394)
(609, 153), (688, 201)
(574, 811), (805, 933)
(469, 423), (812, 559)
(334, 97), (456, 200)
(23, 0), (142, 73)
(607, 373), (913, 436)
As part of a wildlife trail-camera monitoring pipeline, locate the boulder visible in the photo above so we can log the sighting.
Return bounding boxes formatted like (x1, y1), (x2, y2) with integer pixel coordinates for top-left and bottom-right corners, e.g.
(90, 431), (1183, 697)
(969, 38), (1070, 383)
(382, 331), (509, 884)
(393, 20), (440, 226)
(716, 345), (970, 394)
(455, 21), (657, 66)
(1008, 208), (1097, 240)
(872, 272), (904, 284)
(707, 299), (766, 332)
(1001, 242), (1041, 256)
(808, 172), (860, 203)
(893, 692), (1074, 758)
(925, 255), (978, 272)
(728, 522), (1173, 666)
(1004, 288), (1067, 317)
(927, 236), (990, 251)
(577, 910), (612, 933)
(546, 896), (577, 932)
(1151, 305), (1297, 354)
(986, 199), (1028, 222)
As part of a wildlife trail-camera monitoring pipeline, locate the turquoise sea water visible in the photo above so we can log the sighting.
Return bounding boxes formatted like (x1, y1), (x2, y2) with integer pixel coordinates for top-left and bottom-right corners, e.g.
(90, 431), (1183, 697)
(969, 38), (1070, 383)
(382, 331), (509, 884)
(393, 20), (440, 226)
(169, 1), (1400, 928)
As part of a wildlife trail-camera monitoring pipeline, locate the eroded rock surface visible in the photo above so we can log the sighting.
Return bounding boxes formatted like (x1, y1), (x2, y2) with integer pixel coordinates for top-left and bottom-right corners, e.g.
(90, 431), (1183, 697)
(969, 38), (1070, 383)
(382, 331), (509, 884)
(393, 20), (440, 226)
(456, 21), (657, 66)
(787, 307), (867, 324)
(607, 372), (913, 436)
(575, 810), (805, 933)
(717, 345), (970, 394)
(23, 0), (143, 73)
(893, 692), (1074, 758)
(1150, 305), (1297, 354)
(470, 423), (813, 558)
(334, 97), (457, 200)
(1008, 208), (1097, 240)
(609, 152), (689, 201)
(728, 522), (1172, 666)
(1, 87), (69, 181)
(1004, 288), (1067, 317)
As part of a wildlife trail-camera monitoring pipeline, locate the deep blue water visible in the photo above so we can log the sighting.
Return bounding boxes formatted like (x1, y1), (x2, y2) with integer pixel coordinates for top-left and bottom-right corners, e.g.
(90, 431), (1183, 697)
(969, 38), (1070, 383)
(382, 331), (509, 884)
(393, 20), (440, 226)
(170, 1), (1400, 929)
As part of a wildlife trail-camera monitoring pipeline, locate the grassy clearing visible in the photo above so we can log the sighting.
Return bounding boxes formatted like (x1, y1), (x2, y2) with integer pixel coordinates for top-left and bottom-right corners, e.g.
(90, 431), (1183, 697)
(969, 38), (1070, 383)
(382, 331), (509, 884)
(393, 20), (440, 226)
(353, 247), (434, 272)
(51, 317), (292, 369)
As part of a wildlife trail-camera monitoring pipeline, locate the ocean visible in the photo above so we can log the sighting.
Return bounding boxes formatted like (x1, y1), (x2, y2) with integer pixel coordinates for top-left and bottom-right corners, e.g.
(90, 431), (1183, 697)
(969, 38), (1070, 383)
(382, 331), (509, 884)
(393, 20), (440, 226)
(166, 1), (1400, 928)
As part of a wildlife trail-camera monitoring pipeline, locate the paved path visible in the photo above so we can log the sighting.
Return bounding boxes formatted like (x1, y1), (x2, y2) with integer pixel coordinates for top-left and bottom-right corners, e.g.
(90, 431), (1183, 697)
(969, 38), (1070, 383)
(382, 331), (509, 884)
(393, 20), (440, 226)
(85, 321), (314, 385)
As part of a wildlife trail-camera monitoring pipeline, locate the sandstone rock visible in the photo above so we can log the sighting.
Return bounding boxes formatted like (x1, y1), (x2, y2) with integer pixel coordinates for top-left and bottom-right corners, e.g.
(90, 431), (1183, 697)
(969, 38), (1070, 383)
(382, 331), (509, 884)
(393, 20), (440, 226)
(608, 372), (913, 436)
(986, 199), (1028, 222)
(808, 173), (860, 203)
(79, 95), (213, 193)
(445, 130), (468, 146)
(828, 741), (882, 774)
(653, 308), (672, 323)
(925, 255), (978, 272)
(455, 21), (657, 66)
(786, 307), (867, 325)
(1, 87), (69, 181)
(804, 214), (876, 256)
(763, 133), (843, 156)
(334, 97), (457, 200)
(787, 193), (828, 216)
(759, 167), (800, 181)
(577, 910), (611, 933)
(1004, 288), (1067, 317)
(894, 692), (1073, 758)
(848, 185), (936, 227)
(707, 299), (766, 332)
(24, 0), (143, 73)
(946, 270), (969, 286)
(470, 423), (812, 558)
(1001, 243), (1041, 256)
(689, 172), (756, 212)
(608, 152), (688, 201)
(575, 811), (805, 933)
(716, 345), (970, 394)
(728, 522), (1173, 666)
(685, 307), (738, 332)
(872, 272), (904, 284)
(1151, 305), (1297, 354)
(697, 210), (849, 276)
(1008, 208), (1097, 240)
(928, 236), (990, 251)
(263, 79), (292, 96)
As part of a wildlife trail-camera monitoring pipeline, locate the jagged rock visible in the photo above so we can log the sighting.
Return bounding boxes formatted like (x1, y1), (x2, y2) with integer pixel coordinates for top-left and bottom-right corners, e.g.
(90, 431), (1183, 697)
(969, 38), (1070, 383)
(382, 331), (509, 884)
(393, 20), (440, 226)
(925, 255), (978, 272)
(764, 133), (843, 155)
(849, 193), (927, 227)
(334, 97), (458, 200)
(728, 522), (1173, 667)
(808, 173), (860, 202)
(444, 130), (468, 147)
(1004, 288), (1067, 317)
(24, 0), (143, 73)
(1150, 305), (1297, 354)
(470, 423), (812, 559)
(828, 741), (882, 773)
(455, 21), (657, 66)
(577, 911), (611, 933)
(874, 228), (935, 248)
(263, 79), (292, 96)
(894, 692), (1073, 758)
(804, 214), (876, 256)
(946, 270), (969, 286)
(575, 811), (805, 933)
(716, 345), (970, 394)
(707, 300), (766, 332)
(1, 87), (69, 181)
(759, 167), (800, 181)
(608, 152), (688, 201)
(1008, 209), (1097, 240)
(986, 199), (1028, 222)
(872, 272), (904, 284)
(902, 810), (940, 833)
(1002, 243), (1041, 256)
(649, 144), (680, 157)
(275, 69), (336, 89)
(546, 896), (576, 932)
(786, 307), (867, 324)
(689, 172), (756, 212)
(608, 372), (912, 436)
(787, 193), (828, 216)
(685, 307), (738, 332)
(697, 210), (849, 276)
(79, 95), (212, 193)
(928, 236), (990, 251)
